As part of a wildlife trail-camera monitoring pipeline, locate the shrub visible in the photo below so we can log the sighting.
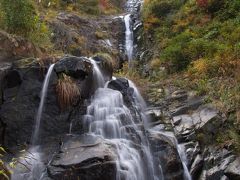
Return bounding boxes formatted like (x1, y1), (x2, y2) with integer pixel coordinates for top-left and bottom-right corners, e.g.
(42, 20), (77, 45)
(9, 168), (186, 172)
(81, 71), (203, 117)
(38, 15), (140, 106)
(143, 0), (181, 18)
(29, 18), (52, 48)
(185, 38), (223, 60)
(160, 31), (193, 71)
(95, 31), (108, 39)
(76, 0), (100, 15)
(0, 0), (38, 36)
(56, 74), (80, 110)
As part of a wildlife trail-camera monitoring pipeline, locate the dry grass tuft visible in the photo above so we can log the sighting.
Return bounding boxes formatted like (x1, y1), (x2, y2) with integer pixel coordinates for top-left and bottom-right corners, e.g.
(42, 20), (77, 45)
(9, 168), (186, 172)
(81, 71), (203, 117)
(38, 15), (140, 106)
(56, 74), (80, 110)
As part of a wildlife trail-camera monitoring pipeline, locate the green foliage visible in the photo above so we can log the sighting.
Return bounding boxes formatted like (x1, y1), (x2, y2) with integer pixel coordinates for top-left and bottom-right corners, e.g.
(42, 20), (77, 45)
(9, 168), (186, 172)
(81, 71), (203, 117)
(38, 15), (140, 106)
(143, 0), (182, 19)
(0, 0), (52, 47)
(159, 32), (192, 71)
(0, 0), (37, 36)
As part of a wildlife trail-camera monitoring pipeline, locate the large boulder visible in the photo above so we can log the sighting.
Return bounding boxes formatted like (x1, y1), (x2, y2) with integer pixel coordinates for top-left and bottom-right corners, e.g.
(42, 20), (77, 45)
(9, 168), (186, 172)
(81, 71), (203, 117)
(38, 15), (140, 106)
(54, 56), (94, 98)
(0, 56), (95, 149)
(172, 105), (223, 142)
(47, 134), (117, 180)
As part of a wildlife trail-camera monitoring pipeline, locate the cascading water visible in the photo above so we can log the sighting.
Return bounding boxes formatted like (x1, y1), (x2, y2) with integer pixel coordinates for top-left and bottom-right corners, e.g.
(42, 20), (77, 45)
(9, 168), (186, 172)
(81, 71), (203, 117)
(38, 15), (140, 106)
(124, 14), (134, 62)
(83, 59), (157, 180)
(31, 64), (55, 145)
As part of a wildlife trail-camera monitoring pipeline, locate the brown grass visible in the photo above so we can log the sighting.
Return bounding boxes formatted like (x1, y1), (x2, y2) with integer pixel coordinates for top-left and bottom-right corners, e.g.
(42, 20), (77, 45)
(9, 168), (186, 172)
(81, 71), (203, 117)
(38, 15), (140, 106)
(56, 74), (80, 110)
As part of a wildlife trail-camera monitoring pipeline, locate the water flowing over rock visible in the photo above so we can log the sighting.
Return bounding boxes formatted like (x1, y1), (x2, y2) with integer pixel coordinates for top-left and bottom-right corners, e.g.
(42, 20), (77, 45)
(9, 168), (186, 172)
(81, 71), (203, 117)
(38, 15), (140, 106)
(83, 76), (157, 180)
(31, 64), (55, 145)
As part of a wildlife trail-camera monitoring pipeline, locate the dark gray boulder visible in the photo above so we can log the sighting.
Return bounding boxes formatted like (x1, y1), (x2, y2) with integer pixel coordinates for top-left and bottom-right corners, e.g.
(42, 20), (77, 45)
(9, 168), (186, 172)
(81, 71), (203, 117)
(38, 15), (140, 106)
(47, 134), (117, 180)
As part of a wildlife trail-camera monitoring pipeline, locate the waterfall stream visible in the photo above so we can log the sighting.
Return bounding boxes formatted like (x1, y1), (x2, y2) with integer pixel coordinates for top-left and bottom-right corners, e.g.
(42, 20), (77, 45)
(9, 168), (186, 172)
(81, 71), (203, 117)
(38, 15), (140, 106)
(31, 64), (55, 145)
(124, 14), (134, 62)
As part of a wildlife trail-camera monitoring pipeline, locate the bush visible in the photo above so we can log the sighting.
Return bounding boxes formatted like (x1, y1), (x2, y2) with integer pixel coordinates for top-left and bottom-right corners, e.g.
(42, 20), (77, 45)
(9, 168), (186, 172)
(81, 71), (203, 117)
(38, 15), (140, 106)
(160, 31), (193, 71)
(143, 0), (181, 19)
(0, 0), (38, 36)
(185, 38), (223, 59)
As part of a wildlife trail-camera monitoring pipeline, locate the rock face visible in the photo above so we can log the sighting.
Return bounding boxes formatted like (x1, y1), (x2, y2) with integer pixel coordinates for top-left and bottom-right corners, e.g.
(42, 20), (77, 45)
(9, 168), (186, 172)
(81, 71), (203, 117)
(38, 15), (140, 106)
(48, 134), (117, 180)
(49, 13), (125, 67)
(0, 56), (111, 148)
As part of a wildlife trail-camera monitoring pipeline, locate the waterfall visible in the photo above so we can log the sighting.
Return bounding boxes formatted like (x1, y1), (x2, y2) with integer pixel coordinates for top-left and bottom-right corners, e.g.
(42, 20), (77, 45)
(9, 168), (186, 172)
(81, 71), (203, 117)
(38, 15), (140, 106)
(124, 14), (134, 62)
(31, 64), (55, 145)
(83, 58), (158, 180)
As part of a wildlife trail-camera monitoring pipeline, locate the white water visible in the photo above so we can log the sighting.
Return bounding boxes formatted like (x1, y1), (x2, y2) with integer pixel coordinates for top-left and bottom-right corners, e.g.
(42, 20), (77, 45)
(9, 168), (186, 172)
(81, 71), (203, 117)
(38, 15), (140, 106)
(31, 64), (55, 145)
(89, 58), (105, 88)
(124, 14), (134, 62)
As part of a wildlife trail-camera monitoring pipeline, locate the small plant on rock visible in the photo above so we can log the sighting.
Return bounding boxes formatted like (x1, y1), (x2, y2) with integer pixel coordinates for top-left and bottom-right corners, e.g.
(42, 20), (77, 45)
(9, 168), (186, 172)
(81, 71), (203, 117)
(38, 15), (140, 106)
(56, 74), (80, 110)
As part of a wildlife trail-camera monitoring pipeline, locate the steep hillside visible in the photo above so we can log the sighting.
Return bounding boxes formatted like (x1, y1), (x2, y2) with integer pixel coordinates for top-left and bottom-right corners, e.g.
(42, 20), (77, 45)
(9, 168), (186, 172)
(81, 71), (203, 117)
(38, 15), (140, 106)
(137, 0), (240, 153)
